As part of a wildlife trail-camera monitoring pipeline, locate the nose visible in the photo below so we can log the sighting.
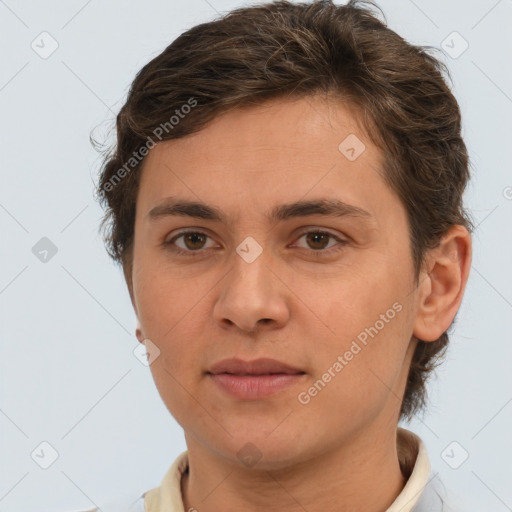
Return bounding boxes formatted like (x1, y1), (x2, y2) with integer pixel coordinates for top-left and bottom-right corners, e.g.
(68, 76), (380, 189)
(212, 246), (290, 334)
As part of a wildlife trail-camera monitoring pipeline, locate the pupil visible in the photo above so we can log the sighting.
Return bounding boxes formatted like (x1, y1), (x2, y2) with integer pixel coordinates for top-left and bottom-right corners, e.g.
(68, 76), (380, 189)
(308, 232), (328, 250)
(186, 233), (205, 249)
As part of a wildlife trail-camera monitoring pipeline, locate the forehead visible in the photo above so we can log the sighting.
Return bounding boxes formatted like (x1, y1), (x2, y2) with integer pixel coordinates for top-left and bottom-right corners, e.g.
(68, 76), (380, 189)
(135, 95), (392, 223)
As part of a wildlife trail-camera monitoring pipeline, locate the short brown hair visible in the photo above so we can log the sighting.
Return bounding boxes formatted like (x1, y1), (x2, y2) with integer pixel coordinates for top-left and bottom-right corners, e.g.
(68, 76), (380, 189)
(94, 0), (473, 420)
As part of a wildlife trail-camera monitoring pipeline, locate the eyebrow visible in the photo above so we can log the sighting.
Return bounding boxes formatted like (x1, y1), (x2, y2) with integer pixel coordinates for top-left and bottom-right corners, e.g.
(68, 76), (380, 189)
(147, 196), (373, 224)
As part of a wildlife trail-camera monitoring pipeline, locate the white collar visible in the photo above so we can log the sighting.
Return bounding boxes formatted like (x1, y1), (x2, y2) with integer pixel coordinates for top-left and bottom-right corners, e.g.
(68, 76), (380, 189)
(387, 428), (431, 511)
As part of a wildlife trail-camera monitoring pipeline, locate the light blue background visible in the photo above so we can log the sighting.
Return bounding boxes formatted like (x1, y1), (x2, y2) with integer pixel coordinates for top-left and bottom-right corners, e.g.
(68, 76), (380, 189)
(1, 0), (511, 511)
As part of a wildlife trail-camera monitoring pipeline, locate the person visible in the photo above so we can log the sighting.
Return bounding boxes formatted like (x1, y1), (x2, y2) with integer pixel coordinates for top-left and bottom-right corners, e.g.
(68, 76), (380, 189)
(86, 0), (473, 510)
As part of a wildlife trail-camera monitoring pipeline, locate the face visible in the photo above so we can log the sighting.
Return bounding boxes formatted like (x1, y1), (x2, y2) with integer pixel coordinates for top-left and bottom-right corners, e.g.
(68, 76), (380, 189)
(130, 95), (421, 469)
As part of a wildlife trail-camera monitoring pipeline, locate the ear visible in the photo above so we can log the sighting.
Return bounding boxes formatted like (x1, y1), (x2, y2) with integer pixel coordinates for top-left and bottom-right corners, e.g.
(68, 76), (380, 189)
(135, 318), (144, 343)
(122, 246), (145, 343)
(413, 225), (472, 342)
(129, 282), (145, 344)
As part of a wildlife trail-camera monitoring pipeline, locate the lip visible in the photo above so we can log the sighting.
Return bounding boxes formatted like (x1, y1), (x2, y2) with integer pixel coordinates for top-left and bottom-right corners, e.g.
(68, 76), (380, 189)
(207, 358), (306, 400)
(208, 357), (304, 376)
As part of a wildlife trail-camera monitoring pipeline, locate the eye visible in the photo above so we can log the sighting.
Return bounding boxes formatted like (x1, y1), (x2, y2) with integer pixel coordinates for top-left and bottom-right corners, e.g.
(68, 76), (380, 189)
(165, 230), (217, 256)
(292, 229), (347, 255)
(164, 229), (348, 257)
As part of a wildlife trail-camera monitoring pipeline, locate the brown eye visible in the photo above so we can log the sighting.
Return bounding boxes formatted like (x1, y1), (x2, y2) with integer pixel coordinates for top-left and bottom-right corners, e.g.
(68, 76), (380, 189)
(293, 229), (348, 256)
(181, 232), (207, 250)
(165, 230), (217, 256)
(305, 232), (331, 250)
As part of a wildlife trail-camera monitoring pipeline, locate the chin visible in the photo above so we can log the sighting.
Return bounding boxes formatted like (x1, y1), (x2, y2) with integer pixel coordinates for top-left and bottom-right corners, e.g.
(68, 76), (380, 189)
(211, 430), (311, 471)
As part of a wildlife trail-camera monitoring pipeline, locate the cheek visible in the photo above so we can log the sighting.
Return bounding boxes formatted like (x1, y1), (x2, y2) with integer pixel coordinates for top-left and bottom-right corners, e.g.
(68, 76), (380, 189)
(134, 263), (196, 336)
(145, 303), (207, 428)
(134, 267), (205, 388)
(148, 359), (192, 430)
(304, 258), (404, 342)
(297, 312), (412, 433)
(299, 260), (413, 406)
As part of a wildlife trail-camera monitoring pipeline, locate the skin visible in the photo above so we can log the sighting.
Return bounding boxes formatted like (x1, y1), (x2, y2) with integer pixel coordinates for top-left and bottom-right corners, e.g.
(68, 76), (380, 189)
(128, 94), (471, 512)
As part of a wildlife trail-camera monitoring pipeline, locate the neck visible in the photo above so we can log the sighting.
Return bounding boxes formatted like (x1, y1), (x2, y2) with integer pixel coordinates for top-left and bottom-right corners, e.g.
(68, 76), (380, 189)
(181, 425), (408, 512)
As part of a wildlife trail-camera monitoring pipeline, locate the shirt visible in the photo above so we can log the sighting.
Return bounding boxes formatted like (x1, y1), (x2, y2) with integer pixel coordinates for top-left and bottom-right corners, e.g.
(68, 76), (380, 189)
(74, 428), (456, 512)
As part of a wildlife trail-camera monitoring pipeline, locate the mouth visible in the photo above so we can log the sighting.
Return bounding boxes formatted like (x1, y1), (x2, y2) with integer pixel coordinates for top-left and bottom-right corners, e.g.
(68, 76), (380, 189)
(208, 357), (305, 376)
(207, 358), (306, 399)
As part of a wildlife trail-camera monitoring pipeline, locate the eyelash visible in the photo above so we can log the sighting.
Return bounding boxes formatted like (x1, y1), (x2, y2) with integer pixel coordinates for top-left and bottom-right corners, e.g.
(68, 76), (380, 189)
(164, 229), (348, 258)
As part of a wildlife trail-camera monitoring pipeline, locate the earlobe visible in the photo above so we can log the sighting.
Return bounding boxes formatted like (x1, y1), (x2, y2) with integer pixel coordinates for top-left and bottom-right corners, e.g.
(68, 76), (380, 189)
(135, 319), (144, 343)
(413, 225), (472, 342)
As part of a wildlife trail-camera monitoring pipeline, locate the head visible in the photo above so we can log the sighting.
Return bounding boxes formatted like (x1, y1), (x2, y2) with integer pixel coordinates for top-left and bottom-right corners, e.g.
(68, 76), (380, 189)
(95, 0), (472, 467)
